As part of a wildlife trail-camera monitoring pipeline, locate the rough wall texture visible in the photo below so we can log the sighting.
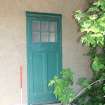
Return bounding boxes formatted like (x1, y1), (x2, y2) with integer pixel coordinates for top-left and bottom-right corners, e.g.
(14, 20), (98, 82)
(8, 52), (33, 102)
(0, 0), (91, 105)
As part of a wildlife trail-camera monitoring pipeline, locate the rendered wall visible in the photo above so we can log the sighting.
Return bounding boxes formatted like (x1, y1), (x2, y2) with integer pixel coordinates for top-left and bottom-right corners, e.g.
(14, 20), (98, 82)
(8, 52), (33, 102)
(0, 0), (91, 105)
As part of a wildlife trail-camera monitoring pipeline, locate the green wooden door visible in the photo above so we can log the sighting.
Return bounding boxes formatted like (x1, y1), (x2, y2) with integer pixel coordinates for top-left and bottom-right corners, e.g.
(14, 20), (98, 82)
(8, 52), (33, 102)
(26, 12), (62, 105)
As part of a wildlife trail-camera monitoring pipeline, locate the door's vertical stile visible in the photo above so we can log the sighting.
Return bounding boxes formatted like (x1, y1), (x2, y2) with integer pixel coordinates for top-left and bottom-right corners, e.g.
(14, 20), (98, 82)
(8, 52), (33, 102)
(40, 21), (41, 42)
(48, 21), (50, 42)
(27, 16), (33, 103)
(43, 53), (48, 94)
(30, 19), (35, 102)
(58, 16), (62, 75)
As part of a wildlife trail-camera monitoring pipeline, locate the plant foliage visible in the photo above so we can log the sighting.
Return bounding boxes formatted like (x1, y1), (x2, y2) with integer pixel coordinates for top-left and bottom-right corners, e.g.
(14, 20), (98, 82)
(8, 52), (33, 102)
(74, 0), (105, 105)
(48, 68), (75, 105)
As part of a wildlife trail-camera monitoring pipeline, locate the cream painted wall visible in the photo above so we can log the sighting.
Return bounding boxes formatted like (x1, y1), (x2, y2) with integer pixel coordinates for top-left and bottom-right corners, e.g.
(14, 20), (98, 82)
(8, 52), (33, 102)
(0, 0), (91, 105)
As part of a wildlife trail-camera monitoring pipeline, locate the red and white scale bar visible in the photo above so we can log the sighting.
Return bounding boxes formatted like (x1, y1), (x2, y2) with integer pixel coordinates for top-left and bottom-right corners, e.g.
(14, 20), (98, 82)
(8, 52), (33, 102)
(20, 65), (23, 105)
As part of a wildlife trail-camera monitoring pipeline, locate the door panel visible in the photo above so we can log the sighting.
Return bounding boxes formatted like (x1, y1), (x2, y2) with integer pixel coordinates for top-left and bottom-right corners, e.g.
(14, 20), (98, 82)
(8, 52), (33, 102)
(32, 53), (46, 95)
(47, 52), (59, 81)
(27, 12), (62, 105)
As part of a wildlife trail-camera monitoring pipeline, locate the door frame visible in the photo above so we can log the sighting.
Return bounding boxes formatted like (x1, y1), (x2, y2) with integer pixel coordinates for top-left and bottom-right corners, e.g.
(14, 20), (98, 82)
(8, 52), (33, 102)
(26, 11), (62, 105)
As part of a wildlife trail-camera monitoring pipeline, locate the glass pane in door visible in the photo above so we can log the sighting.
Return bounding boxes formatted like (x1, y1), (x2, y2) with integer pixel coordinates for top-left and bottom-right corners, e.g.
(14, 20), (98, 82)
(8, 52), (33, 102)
(49, 22), (57, 32)
(50, 33), (56, 42)
(41, 21), (48, 32)
(32, 32), (40, 42)
(41, 32), (49, 42)
(32, 21), (40, 31)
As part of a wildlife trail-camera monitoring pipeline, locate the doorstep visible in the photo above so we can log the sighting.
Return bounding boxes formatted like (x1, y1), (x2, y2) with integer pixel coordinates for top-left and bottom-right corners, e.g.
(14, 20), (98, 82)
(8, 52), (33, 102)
(46, 103), (61, 105)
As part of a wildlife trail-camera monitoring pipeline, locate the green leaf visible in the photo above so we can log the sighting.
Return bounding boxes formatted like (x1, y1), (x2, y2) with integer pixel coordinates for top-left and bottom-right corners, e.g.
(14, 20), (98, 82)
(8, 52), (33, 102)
(92, 56), (105, 72)
(78, 77), (90, 88)
(61, 68), (73, 83)
(103, 84), (105, 93)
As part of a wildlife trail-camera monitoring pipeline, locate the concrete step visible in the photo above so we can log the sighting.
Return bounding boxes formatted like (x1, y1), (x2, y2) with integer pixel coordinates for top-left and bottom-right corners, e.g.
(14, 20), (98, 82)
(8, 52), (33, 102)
(47, 103), (61, 105)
